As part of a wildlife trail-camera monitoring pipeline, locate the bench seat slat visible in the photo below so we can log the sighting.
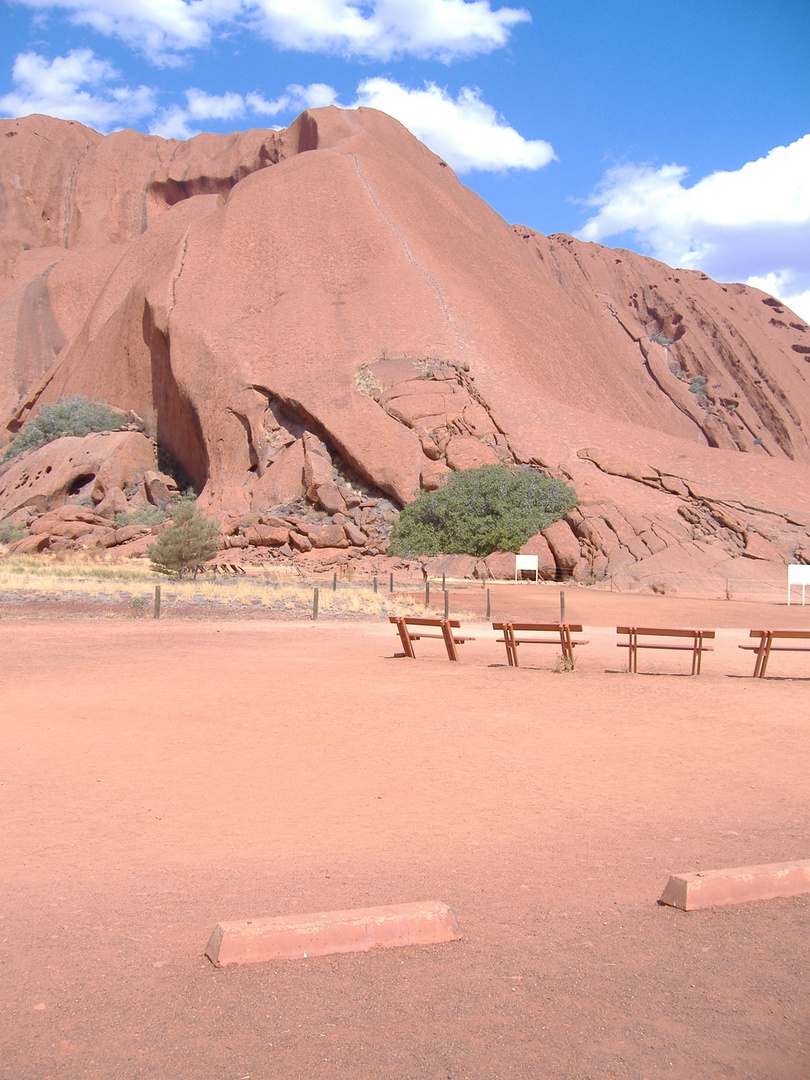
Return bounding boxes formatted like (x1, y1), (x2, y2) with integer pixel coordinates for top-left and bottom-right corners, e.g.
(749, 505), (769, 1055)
(619, 643), (714, 652)
(390, 615), (471, 662)
(617, 626), (714, 675)
(744, 629), (810, 677)
(494, 621), (587, 669)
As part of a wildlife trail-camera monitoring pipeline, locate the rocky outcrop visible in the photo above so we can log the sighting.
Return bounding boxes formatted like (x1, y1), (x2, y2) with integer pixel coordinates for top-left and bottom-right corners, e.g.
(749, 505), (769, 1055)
(0, 431), (169, 521)
(1, 107), (809, 586)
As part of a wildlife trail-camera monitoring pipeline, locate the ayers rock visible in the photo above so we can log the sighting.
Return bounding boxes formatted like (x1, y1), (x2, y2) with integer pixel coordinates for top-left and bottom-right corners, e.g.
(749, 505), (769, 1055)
(1, 106), (809, 586)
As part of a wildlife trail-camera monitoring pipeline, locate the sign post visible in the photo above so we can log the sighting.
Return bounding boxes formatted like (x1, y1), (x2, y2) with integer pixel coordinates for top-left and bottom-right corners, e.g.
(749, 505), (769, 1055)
(787, 564), (810, 605)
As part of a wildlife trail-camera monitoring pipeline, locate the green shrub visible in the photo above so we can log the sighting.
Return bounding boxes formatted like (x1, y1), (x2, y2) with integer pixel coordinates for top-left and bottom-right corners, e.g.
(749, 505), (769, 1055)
(0, 522), (27, 545)
(113, 505), (170, 529)
(688, 375), (708, 395)
(2, 396), (128, 463)
(389, 465), (578, 558)
(147, 499), (220, 577)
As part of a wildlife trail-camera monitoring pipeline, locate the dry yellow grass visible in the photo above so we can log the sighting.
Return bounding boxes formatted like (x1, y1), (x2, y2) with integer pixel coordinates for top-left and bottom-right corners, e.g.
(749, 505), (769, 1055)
(0, 551), (458, 618)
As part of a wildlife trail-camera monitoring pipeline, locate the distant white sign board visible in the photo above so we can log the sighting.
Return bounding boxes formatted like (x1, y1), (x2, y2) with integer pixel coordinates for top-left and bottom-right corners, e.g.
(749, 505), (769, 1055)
(787, 564), (810, 605)
(515, 554), (539, 582)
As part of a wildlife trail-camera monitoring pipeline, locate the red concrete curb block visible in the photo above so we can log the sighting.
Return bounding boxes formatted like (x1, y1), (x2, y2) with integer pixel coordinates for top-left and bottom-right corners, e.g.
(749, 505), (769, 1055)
(659, 860), (810, 911)
(205, 900), (461, 967)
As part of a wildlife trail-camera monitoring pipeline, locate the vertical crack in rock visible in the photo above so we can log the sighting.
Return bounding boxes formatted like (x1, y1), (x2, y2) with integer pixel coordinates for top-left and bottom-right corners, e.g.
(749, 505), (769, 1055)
(168, 226), (191, 317)
(12, 265), (66, 399)
(142, 301), (208, 489)
(63, 138), (92, 249)
(349, 154), (452, 327)
(602, 298), (713, 443)
(682, 296), (798, 458)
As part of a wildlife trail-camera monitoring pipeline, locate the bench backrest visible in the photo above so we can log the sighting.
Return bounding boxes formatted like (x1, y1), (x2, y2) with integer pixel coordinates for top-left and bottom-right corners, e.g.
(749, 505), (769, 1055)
(617, 626), (715, 638)
(750, 628), (810, 639)
(391, 616), (461, 628)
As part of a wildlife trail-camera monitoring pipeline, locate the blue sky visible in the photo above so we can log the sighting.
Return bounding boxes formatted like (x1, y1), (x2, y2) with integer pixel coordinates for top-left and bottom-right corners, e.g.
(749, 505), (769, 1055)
(1, 0), (809, 319)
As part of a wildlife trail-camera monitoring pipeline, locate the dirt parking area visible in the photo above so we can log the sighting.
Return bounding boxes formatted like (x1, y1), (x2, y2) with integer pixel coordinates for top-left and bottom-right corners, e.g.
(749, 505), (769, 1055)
(1, 587), (809, 1078)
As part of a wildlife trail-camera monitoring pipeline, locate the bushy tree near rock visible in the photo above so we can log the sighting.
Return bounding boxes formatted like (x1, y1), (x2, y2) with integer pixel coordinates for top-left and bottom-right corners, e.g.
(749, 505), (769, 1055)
(389, 465), (577, 558)
(1, 396), (128, 463)
(147, 499), (220, 578)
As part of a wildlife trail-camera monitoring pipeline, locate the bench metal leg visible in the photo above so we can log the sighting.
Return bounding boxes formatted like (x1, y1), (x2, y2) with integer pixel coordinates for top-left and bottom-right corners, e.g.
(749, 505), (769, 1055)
(394, 617), (416, 658)
(507, 625), (519, 666)
(753, 633), (772, 678)
(440, 619), (460, 662)
(560, 624), (574, 667)
(628, 631), (638, 673)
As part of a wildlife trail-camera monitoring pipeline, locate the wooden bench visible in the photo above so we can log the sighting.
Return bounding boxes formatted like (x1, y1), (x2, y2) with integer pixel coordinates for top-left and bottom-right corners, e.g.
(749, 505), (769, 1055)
(493, 622), (589, 668)
(739, 630), (810, 678)
(617, 626), (715, 675)
(389, 616), (475, 662)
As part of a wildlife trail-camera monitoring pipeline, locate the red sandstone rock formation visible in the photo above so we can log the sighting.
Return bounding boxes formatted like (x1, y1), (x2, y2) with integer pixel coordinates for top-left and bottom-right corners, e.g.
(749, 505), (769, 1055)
(1, 107), (808, 585)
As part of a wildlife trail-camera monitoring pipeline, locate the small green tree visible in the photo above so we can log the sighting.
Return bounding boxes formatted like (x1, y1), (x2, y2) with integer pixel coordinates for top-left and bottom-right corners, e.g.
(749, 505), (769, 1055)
(147, 499), (220, 578)
(2, 396), (128, 463)
(389, 465), (577, 558)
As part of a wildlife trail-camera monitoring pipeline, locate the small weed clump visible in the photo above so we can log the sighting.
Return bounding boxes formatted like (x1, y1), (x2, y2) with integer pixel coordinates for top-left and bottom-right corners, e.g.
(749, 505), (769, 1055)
(554, 653), (575, 673)
(2, 396), (128, 463)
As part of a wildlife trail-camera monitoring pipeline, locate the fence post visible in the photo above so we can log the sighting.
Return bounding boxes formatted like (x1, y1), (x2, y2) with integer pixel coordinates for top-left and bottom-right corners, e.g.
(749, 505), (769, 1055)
(332, 572), (337, 592)
(442, 572), (446, 592)
(486, 588), (491, 620)
(560, 590), (566, 624)
(312, 587), (319, 620)
(425, 580), (430, 607)
(444, 589), (449, 619)
(389, 572), (394, 594)
(373, 575), (378, 594)
(153, 585), (161, 619)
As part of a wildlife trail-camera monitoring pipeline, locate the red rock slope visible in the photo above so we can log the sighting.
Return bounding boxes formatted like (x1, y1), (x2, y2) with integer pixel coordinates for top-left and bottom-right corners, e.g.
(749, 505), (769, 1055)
(1, 107), (808, 586)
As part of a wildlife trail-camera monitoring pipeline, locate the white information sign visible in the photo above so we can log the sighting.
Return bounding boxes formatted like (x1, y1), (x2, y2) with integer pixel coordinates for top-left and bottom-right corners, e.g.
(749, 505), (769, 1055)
(515, 554), (539, 582)
(787, 564), (810, 605)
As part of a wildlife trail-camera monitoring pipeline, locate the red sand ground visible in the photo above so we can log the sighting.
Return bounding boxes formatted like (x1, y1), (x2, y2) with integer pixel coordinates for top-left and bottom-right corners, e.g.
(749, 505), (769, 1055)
(1, 586), (809, 1079)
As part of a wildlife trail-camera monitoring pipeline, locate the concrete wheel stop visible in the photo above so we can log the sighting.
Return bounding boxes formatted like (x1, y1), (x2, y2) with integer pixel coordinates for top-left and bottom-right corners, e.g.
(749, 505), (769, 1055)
(205, 900), (461, 966)
(659, 859), (810, 911)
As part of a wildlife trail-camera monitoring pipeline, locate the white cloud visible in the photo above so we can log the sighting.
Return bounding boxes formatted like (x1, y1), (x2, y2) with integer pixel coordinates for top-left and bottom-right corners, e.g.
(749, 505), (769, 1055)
(12, 0), (241, 67)
(0, 47), (550, 178)
(246, 82), (337, 117)
(746, 272), (810, 325)
(12, 0), (529, 64)
(0, 48), (155, 128)
(145, 76), (552, 175)
(250, 0), (530, 60)
(351, 77), (555, 173)
(185, 88), (245, 120)
(149, 81), (338, 137)
(148, 102), (198, 139)
(577, 135), (810, 322)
